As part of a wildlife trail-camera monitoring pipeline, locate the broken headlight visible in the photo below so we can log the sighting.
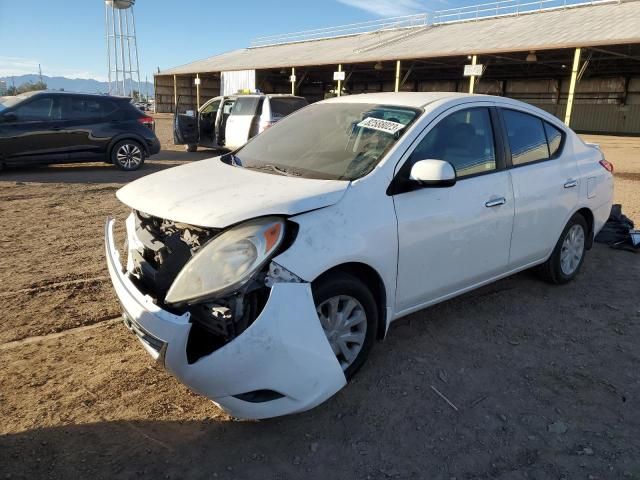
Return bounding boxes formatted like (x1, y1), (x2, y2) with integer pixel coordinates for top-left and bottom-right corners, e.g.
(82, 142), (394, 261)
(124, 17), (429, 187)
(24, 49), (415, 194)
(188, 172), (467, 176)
(164, 216), (285, 305)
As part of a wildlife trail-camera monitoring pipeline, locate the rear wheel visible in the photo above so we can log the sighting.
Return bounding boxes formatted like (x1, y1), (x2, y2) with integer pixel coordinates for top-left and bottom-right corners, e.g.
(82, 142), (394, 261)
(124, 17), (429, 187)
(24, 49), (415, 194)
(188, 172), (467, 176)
(312, 273), (378, 379)
(185, 144), (198, 152)
(538, 213), (588, 284)
(112, 140), (145, 171)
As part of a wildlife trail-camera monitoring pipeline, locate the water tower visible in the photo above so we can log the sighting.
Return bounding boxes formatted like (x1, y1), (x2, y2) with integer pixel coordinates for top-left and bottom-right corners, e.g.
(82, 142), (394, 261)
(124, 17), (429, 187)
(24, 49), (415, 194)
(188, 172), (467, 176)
(104, 0), (141, 98)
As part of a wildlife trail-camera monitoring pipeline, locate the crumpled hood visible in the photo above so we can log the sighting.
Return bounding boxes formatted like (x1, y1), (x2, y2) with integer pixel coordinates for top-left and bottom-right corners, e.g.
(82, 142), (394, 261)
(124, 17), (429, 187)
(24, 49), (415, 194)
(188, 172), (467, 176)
(116, 157), (349, 228)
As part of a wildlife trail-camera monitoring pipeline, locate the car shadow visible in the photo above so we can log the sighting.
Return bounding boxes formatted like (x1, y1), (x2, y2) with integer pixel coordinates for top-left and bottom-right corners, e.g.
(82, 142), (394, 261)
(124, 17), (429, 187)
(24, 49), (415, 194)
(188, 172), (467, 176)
(0, 150), (216, 185)
(0, 419), (337, 479)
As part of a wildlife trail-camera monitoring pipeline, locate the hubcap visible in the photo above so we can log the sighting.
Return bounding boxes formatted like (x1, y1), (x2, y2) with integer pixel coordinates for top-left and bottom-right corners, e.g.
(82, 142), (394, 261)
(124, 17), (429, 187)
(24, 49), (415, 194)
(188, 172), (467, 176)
(560, 224), (585, 276)
(117, 144), (142, 169)
(316, 295), (367, 371)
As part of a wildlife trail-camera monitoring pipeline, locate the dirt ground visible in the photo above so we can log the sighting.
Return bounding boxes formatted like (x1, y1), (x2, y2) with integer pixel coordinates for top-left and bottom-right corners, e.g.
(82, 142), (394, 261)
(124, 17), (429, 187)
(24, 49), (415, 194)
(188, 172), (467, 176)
(1, 117), (639, 479)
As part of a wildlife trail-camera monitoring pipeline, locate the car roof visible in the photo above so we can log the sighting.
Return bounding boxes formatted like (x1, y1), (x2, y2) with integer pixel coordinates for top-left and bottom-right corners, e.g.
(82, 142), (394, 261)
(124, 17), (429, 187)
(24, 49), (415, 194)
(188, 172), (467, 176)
(25, 90), (130, 100)
(321, 92), (479, 108)
(231, 94), (304, 99)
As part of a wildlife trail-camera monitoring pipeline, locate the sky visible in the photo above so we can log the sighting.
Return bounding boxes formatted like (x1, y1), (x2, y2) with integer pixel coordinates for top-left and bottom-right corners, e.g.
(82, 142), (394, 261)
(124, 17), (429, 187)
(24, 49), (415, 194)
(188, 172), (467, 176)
(0, 0), (458, 82)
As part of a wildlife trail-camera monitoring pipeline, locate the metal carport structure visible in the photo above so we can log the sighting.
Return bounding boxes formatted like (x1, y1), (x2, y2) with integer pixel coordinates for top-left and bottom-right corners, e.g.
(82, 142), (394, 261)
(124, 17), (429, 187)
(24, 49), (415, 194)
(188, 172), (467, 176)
(155, 0), (640, 134)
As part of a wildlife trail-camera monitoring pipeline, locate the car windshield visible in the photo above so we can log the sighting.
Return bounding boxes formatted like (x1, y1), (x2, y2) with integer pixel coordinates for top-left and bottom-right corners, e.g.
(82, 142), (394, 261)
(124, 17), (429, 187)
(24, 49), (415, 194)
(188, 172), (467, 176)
(230, 103), (420, 180)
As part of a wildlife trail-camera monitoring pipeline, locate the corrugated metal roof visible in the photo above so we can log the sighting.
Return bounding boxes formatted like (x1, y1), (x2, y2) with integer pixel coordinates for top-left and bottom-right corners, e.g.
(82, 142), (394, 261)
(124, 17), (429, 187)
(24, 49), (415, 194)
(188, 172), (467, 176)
(159, 1), (640, 75)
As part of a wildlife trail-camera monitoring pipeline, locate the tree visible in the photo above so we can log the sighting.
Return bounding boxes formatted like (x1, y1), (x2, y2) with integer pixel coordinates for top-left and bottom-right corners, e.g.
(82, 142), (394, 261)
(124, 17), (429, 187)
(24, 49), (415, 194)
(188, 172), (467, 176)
(14, 80), (47, 95)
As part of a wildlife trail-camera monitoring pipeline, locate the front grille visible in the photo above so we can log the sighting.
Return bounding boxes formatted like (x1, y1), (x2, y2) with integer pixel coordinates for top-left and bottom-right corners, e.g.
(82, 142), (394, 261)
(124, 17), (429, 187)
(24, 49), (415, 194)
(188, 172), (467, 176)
(130, 211), (221, 301)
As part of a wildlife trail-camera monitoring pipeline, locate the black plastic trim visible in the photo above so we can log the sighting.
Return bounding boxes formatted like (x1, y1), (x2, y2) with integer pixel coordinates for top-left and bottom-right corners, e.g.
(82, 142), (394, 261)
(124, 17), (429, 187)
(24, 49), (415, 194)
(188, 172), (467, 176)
(233, 389), (285, 403)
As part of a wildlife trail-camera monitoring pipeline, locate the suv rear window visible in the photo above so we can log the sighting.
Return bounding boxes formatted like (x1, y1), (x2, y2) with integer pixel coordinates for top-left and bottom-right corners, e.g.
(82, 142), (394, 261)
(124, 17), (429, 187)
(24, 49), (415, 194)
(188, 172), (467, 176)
(269, 97), (308, 119)
(231, 97), (261, 116)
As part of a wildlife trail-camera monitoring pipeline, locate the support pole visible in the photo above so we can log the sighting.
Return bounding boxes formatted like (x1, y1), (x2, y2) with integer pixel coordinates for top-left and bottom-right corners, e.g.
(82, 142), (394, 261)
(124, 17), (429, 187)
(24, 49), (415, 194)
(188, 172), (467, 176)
(131, 7), (143, 101)
(104, 2), (112, 94)
(395, 60), (401, 92)
(564, 47), (582, 126)
(111, 3), (119, 95)
(291, 67), (296, 95)
(337, 64), (343, 97)
(173, 75), (178, 112)
(196, 74), (200, 111)
(469, 55), (477, 94)
(117, 8), (127, 96)
(124, 9), (134, 97)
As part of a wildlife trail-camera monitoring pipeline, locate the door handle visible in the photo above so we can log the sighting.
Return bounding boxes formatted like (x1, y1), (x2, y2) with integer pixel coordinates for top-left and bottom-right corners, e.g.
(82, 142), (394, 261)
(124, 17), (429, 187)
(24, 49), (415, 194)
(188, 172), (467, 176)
(564, 179), (578, 188)
(51, 126), (62, 131)
(485, 197), (507, 208)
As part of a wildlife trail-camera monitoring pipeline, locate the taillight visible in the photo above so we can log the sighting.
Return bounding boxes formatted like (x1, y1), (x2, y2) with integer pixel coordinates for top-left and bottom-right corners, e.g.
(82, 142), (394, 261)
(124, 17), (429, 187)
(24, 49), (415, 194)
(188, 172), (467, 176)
(599, 159), (614, 173)
(137, 116), (154, 129)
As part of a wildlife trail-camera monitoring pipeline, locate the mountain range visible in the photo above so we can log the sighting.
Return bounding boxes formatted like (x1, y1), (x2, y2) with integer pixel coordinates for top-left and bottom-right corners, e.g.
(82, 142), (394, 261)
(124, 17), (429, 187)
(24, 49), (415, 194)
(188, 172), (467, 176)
(1, 74), (153, 95)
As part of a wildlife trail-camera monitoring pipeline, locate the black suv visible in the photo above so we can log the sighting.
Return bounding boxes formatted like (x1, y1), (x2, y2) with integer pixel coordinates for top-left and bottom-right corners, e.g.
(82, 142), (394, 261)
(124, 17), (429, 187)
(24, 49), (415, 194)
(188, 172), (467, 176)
(0, 91), (161, 171)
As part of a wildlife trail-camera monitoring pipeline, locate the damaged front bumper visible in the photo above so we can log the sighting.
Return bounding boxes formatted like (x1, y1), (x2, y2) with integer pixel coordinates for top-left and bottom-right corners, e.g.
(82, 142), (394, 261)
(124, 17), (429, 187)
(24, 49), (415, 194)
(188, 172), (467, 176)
(105, 218), (346, 419)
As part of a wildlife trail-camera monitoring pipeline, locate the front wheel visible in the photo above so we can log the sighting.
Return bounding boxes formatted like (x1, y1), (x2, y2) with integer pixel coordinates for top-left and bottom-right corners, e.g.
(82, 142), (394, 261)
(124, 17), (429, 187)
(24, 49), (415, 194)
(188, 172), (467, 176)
(112, 140), (145, 171)
(538, 213), (588, 284)
(312, 273), (378, 379)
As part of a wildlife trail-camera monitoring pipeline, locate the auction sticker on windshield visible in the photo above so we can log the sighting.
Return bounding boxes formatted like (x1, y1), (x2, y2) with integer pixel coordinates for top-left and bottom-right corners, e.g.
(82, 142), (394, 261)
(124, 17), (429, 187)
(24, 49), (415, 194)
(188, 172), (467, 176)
(357, 117), (406, 135)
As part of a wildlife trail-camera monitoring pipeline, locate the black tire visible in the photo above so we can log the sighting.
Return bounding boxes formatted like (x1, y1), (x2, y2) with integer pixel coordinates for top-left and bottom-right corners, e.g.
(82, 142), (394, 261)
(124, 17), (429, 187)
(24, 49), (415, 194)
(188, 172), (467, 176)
(312, 272), (378, 379)
(111, 139), (145, 171)
(537, 213), (588, 285)
(185, 144), (198, 152)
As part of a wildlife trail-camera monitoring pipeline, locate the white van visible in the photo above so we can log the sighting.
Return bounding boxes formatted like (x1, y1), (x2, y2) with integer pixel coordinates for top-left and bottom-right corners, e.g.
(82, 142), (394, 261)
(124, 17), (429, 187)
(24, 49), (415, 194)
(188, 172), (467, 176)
(174, 94), (308, 152)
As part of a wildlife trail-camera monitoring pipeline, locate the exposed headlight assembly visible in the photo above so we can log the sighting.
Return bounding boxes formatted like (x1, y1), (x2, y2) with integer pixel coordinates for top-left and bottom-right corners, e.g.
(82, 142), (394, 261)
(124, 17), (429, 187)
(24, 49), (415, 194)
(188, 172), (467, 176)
(165, 216), (285, 305)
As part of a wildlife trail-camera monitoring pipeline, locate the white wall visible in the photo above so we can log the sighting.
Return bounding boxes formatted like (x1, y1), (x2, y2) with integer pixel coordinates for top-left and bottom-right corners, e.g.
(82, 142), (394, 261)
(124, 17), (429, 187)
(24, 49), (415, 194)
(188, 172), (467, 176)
(221, 70), (256, 96)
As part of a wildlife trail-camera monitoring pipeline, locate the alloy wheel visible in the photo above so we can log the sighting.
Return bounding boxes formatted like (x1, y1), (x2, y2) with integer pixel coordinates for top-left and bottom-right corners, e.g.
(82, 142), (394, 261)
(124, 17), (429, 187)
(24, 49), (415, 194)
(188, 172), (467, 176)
(560, 224), (585, 276)
(117, 143), (143, 169)
(316, 295), (367, 371)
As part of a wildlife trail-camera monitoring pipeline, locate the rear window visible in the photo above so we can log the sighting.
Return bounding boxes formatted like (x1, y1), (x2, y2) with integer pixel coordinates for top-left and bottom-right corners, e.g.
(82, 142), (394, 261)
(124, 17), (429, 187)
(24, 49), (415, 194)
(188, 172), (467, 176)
(231, 97), (261, 116)
(269, 97), (308, 118)
(502, 109), (549, 166)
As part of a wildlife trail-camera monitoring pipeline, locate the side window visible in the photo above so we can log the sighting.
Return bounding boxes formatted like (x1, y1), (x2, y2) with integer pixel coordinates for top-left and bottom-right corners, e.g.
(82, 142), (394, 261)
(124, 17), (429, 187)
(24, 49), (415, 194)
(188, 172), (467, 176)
(231, 97), (260, 116)
(202, 99), (221, 115)
(409, 107), (497, 179)
(13, 97), (60, 121)
(222, 100), (235, 115)
(544, 122), (563, 157)
(502, 109), (550, 166)
(66, 97), (117, 120)
(268, 98), (308, 119)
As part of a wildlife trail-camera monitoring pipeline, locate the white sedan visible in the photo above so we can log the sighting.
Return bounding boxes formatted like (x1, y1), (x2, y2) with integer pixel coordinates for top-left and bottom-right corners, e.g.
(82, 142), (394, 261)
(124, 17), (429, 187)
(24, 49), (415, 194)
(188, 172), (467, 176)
(106, 92), (614, 419)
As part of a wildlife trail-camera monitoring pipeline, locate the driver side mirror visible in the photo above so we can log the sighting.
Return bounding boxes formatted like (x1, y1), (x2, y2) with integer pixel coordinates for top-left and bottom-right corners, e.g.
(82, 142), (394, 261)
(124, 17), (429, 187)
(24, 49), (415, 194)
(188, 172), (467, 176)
(1, 112), (17, 123)
(409, 159), (456, 187)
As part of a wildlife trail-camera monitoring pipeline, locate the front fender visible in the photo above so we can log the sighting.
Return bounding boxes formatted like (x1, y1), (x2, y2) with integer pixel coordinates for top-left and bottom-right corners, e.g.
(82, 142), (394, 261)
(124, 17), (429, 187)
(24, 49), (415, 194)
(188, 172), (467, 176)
(274, 182), (398, 325)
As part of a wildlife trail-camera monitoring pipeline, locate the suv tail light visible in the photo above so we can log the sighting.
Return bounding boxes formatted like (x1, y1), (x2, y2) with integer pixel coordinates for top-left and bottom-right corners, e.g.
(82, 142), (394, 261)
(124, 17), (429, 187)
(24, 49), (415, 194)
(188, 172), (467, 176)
(599, 159), (614, 173)
(138, 116), (154, 130)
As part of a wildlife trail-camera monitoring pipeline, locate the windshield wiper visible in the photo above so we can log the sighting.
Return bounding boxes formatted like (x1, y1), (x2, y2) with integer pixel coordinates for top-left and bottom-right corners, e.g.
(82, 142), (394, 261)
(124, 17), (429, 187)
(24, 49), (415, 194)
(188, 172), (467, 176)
(271, 165), (302, 177)
(245, 164), (301, 177)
